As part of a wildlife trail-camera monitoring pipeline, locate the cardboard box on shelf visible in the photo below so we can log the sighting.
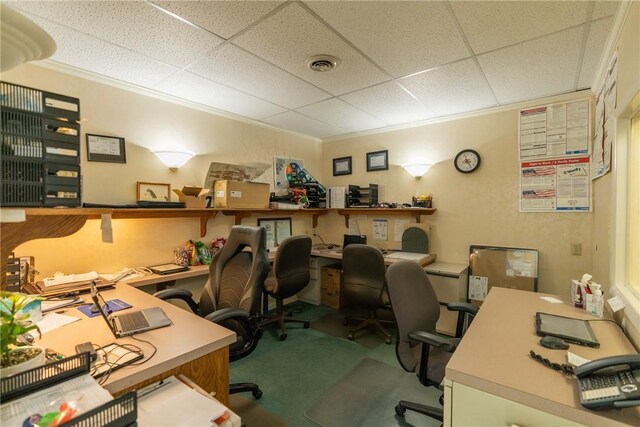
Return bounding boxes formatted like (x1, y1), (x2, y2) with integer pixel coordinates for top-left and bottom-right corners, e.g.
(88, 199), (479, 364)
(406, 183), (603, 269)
(173, 186), (210, 208)
(213, 180), (270, 209)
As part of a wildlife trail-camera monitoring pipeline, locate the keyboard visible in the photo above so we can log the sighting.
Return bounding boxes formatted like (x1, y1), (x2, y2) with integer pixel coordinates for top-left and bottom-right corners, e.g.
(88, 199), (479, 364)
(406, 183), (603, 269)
(119, 311), (149, 332)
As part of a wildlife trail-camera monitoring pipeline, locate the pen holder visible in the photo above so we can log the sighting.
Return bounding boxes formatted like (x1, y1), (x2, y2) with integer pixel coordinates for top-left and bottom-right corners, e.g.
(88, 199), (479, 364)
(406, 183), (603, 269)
(173, 248), (190, 267)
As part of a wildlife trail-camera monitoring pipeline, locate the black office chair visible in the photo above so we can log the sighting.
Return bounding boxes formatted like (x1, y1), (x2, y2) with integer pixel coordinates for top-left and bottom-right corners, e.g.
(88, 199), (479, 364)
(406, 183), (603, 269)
(154, 225), (270, 399)
(386, 260), (478, 421)
(401, 226), (429, 253)
(341, 244), (393, 344)
(260, 234), (312, 341)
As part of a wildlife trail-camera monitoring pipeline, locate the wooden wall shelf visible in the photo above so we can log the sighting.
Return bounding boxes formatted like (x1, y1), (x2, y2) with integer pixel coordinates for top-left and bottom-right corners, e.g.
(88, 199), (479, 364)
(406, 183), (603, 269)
(336, 207), (436, 228)
(218, 208), (328, 228)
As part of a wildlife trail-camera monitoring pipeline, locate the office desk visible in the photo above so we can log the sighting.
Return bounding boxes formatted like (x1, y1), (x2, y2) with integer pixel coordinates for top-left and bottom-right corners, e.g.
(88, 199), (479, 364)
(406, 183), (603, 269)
(444, 287), (639, 426)
(37, 284), (236, 405)
(310, 248), (436, 267)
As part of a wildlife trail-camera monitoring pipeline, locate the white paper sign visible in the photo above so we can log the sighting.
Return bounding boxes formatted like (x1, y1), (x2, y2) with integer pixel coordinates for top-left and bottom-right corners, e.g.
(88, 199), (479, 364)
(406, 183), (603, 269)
(469, 275), (489, 300)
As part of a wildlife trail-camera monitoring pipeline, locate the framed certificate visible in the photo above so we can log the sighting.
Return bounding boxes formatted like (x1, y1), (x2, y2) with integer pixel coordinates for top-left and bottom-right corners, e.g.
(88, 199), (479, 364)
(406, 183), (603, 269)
(86, 134), (126, 163)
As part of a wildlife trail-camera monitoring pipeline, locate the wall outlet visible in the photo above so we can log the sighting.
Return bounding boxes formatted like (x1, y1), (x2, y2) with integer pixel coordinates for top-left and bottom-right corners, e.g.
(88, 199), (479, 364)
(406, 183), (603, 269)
(571, 243), (582, 256)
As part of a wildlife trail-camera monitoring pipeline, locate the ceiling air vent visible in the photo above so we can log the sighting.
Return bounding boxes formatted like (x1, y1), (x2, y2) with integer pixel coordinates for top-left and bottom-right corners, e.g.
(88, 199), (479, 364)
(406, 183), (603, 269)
(306, 55), (339, 72)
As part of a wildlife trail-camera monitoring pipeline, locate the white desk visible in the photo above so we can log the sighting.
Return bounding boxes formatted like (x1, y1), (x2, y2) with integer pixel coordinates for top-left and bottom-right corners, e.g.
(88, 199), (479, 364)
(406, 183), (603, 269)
(37, 284), (236, 404)
(444, 287), (640, 426)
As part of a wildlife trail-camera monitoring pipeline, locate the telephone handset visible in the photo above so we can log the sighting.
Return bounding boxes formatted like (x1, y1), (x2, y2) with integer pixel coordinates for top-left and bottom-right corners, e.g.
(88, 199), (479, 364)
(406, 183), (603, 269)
(575, 354), (640, 410)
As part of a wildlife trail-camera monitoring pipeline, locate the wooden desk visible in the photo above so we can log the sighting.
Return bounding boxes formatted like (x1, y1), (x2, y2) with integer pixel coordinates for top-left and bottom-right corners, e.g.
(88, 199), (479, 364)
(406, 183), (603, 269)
(37, 284), (235, 405)
(310, 248), (436, 267)
(444, 287), (639, 426)
(120, 265), (210, 288)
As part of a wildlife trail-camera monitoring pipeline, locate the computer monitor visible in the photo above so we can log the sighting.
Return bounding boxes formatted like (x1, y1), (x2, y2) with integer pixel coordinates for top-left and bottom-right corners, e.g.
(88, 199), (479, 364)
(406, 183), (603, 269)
(343, 234), (367, 248)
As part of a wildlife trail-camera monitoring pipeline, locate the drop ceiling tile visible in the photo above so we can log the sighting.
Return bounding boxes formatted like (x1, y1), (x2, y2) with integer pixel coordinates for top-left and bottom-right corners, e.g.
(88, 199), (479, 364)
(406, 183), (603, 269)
(151, 1), (285, 39)
(578, 17), (615, 88)
(478, 26), (584, 104)
(262, 111), (343, 139)
(155, 71), (286, 120)
(340, 82), (435, 125)
(306, 1), (470, 78)
(593, 1), (620, 19)
(23, 14), (178, 88)
(296, 98), (386, 133)
(451, 1), (589, 54)
(188, 44), (330, 109)
(232, 2), (389, 95)
(10, 0), (223, 68)
(401, 59), (497, 116)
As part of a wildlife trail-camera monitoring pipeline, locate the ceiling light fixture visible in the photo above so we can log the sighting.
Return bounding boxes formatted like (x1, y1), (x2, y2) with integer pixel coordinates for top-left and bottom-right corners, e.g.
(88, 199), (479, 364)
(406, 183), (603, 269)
(306, 55), (339, 72)
(402, 163), (432, 179)
(153, 150), (194, 170)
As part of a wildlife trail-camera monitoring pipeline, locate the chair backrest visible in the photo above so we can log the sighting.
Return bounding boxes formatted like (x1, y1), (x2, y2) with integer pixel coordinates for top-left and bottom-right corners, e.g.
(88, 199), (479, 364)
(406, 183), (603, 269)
(341, 244), (386, 310)
(386, 260), (440, 372)
(272, 234), (312, 298)
(402, 226), (429, 253)
(199, 225), (269, 317)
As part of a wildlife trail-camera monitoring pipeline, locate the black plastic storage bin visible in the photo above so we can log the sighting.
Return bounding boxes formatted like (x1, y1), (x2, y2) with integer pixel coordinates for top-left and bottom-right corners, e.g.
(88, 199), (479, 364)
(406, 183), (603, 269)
(0, 81), (81, 206)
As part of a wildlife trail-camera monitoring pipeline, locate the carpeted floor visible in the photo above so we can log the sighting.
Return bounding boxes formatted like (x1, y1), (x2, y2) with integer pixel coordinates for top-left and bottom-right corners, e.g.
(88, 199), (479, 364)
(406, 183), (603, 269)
(229, 302), (441, 426)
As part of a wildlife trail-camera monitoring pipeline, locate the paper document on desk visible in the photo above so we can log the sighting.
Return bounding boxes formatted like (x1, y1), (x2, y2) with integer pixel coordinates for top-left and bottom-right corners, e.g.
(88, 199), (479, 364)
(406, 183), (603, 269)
(43, 271), (99, 287)
(385, 252), (426, 261)
(137, 376), (227, 426)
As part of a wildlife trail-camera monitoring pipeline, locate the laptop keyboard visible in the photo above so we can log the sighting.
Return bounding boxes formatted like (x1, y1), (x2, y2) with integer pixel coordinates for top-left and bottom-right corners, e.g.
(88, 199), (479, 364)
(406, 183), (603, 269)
(119, 311), (149, 332)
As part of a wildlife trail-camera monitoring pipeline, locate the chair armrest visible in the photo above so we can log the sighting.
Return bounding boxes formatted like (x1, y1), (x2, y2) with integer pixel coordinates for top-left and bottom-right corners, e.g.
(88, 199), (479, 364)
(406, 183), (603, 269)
(447, 302), (479, 338)
(153, 288), (198, 314)
(409, 330), (456, 353)
(446, 302), (479, 316)
(204, 307), (250, 323)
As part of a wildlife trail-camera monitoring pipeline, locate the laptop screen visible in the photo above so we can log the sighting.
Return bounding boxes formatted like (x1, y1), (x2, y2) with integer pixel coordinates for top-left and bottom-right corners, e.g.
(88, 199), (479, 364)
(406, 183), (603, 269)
(90, 282), (118, 338)
(343, 234), (367, 248)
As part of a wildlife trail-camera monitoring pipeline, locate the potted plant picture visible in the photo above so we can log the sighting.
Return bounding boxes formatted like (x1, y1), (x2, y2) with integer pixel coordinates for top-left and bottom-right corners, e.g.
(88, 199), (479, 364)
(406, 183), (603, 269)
(1, 292), (45, 377)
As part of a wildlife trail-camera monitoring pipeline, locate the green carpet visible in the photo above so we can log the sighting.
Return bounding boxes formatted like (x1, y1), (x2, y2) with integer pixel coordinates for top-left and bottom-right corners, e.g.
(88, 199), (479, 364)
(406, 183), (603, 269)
(229, 303), (414, 426)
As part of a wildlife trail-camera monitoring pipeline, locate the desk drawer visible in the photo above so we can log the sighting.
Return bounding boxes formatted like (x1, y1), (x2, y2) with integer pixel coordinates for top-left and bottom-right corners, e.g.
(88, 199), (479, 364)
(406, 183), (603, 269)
(321, 290), (342, 311)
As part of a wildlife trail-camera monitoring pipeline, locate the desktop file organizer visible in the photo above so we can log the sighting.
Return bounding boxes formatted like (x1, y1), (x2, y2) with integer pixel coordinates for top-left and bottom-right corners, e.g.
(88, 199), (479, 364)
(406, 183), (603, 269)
(1, 352), (137, 426)
(348, 184), (378, 207)
(0, 81), (81, 206)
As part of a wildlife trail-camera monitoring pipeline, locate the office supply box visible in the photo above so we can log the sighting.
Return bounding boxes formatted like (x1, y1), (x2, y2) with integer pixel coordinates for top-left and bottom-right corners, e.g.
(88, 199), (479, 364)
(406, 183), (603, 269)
(173, 186), (209, 208)
(213, 180), (270, 208)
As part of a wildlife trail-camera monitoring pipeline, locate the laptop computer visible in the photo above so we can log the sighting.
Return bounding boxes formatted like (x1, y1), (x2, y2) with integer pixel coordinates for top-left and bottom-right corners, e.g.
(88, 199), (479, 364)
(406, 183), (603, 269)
(535, 312), (600, 348)
(90, 282), (172, 338)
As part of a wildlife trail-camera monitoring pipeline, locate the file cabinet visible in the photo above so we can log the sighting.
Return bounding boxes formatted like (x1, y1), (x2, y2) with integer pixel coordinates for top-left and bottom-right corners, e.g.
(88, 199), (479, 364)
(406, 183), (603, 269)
(424, 262), (468, 336)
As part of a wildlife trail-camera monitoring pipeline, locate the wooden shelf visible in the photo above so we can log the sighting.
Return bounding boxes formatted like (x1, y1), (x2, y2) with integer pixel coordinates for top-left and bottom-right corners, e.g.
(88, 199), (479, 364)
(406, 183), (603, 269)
(336, 207), (436, 228)
(218, 208), (328, 228)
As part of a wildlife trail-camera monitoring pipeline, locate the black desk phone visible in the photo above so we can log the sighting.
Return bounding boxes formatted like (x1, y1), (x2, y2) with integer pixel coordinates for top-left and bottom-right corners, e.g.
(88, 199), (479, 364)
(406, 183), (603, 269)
(575, 354), (640, 410)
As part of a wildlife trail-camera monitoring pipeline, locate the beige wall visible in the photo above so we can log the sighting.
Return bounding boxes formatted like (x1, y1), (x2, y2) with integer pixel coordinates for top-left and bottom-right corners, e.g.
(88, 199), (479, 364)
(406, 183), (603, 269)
(2, 64), (322, 277)
(320, 104), (593, 297)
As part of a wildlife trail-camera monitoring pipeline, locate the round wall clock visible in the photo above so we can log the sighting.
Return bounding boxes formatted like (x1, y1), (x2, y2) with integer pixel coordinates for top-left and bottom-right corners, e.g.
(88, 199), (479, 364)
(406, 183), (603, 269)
(454, 149), (481, 173)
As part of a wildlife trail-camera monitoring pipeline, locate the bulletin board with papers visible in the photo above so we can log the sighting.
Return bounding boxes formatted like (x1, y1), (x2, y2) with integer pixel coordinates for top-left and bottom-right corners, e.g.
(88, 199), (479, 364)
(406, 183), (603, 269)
(468, 245), (538, 305)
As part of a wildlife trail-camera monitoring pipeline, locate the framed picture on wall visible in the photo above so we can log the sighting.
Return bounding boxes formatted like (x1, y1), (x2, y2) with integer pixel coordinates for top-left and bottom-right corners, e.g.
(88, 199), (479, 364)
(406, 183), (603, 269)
(258, 217), (292, 249)
(366, 150), (388, 172)
(137, 181), (171, 202)
(86, 134), (126, 163)
(333, 156), (352, 176)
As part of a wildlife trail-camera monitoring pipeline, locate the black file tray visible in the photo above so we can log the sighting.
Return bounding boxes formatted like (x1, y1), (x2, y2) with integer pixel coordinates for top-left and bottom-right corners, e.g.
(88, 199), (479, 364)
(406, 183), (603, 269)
(0, 352), (137, 427)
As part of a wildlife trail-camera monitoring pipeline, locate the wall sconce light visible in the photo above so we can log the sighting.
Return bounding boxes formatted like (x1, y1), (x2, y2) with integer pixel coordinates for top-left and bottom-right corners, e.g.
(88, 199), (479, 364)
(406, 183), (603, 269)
(402, 163), (432, 179)
(153, 150), (194, 170)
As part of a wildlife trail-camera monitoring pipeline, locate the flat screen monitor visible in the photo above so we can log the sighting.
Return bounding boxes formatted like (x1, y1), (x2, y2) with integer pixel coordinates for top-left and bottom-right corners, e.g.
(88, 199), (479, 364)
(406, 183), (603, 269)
(343, 234), (367, 248)
(535, 312), (599, 348)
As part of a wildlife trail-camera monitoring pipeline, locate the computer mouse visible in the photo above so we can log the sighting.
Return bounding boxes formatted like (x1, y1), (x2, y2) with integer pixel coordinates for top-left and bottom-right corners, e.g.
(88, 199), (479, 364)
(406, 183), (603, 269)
(540, 335), (570, 350)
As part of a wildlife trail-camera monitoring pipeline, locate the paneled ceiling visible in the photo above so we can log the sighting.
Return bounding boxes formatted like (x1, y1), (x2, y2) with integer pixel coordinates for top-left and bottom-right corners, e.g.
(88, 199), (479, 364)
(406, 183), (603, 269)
(6, 1), (620, 140)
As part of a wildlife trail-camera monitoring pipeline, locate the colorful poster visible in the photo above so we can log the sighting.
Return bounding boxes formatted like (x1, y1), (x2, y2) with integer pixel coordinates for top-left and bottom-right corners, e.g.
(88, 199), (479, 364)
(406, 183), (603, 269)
(520, 156), (591, 212)
(519, 99), (590, 159)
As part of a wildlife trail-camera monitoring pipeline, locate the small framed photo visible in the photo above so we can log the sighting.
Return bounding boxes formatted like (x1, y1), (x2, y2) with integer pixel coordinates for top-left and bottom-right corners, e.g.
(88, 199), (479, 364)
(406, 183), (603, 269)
(137, 181), (171, 202)
(333, 156), (352, 176)
(366, 150), (389, 172)
(86, 134), (126, 163)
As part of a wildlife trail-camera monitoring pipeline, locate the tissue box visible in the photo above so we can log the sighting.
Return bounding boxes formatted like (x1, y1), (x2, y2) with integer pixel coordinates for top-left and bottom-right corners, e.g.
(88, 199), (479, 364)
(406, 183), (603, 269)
(213, 180), (270, 209)
(173, 186), (210, 208)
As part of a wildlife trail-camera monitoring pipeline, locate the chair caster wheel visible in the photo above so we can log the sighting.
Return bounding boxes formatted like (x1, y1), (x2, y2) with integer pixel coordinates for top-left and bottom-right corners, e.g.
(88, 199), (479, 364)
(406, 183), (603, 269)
(280, 333), (287, 341)
(303, 321), (310, 328)
(253, 389), (263, 399)
(395, 405), (406, 417)
(347, 333), (354, 341)
(385, 337), (392, 345)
